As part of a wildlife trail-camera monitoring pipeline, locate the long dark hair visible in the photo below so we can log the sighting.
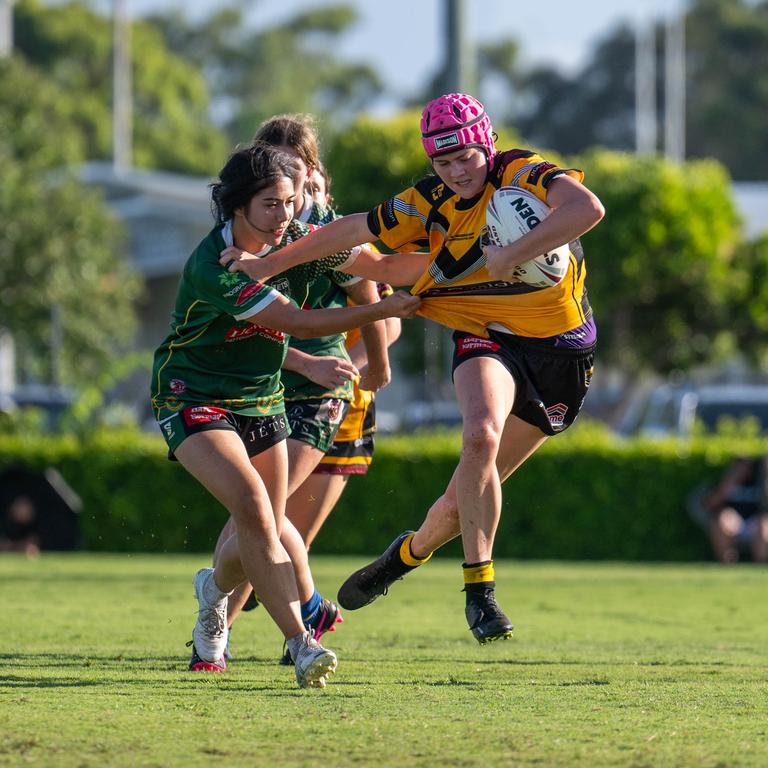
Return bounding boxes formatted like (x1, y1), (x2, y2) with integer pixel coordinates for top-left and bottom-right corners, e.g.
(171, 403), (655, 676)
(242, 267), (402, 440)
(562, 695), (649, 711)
(210, 142), (301, 223)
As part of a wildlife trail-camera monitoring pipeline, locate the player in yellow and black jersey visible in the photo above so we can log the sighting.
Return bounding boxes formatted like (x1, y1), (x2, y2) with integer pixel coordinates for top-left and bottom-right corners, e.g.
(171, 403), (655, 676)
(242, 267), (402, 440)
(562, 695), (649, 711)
(219, 93), (605, 646)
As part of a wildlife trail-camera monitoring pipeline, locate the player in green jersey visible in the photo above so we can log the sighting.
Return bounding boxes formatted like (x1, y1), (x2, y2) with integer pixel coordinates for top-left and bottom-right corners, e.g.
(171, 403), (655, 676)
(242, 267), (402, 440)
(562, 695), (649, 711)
(209, 116), (391, 662)
(150, 142), (419, 688)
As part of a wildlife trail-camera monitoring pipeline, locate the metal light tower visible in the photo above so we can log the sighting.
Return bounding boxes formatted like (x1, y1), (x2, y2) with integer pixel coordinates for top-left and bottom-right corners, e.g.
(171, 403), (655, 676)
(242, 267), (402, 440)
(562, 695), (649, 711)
(664, 13), (686, 162)
(0, 0), (13, 58)
(113, 0), (133, 173)
(444, 0), (475, 93)
(635, 17), (657, 155)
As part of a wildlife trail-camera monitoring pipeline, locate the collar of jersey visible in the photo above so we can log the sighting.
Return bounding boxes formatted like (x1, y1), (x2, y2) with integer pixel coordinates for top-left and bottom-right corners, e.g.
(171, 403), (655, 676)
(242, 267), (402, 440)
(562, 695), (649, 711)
(222, 219), (272, 258)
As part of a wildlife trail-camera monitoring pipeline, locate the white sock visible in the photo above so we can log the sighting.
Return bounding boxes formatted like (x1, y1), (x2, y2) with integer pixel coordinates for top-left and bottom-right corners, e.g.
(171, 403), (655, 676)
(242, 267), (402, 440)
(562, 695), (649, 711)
(202, 569), (231, 604)
(286, 631), (310, 660)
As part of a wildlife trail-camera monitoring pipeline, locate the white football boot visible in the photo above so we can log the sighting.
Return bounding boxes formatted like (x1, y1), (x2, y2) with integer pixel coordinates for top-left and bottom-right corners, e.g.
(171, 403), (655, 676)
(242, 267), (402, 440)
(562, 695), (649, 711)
(293, 631), (338, 689)
(192, 567), (229, 664)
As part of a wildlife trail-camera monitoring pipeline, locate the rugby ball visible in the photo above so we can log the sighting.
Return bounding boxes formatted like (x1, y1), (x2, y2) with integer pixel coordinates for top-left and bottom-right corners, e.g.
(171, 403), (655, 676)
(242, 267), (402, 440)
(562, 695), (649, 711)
(486, 186), (570, 288)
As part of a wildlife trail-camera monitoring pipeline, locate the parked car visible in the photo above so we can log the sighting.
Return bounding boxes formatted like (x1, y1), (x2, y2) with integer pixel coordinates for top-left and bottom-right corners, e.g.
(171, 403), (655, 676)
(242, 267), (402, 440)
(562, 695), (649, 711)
(618, 383), (768, 438)
(400, 400), (462, 432)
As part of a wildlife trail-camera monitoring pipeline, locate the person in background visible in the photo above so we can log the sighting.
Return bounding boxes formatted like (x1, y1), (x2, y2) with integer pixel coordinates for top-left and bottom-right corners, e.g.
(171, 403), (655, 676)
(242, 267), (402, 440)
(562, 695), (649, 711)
(219, 92), (604, 645)
(692, 456), (768, 563)
(0, 494), (40, 557)
(287, 159), (402, 552)
(150, 142), (419, 687)
(307, 160), (334, 209)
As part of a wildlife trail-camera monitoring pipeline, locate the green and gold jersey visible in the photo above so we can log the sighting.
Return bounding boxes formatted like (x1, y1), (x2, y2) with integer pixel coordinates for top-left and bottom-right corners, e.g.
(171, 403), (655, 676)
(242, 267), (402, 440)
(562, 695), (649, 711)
(150, 218), (355, 420)
(283, 200), (360, 402)
(366, 149), (592, 339)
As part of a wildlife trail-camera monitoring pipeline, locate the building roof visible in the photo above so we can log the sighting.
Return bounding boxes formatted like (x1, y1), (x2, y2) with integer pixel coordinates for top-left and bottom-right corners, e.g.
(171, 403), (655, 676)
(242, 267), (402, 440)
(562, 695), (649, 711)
(77, 162), (213, 278)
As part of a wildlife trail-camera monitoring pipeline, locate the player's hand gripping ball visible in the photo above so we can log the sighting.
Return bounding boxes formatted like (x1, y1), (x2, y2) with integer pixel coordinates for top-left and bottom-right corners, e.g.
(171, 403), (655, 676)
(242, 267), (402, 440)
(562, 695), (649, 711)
(485, 186), (570, 288)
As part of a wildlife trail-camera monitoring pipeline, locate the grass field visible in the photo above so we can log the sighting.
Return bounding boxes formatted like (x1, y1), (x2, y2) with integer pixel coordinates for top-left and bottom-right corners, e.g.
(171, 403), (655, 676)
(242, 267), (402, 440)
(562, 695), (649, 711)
(2, 553), (767, 767)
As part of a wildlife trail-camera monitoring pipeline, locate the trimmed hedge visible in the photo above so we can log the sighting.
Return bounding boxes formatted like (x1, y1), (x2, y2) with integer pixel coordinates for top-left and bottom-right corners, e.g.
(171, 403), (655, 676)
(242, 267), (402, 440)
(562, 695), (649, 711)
(1, 425), (765, 560)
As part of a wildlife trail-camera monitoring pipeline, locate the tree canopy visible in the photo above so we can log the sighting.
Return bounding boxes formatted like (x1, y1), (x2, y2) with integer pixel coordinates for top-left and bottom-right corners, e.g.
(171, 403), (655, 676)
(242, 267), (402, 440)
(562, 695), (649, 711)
(575, 149), (744, 374)
(513, 0), (768, 180)
(0, 150), (142, 387)
(13, 0), (228, 175)
(0, 57), (141, 390)
(146, 2), (384, 142)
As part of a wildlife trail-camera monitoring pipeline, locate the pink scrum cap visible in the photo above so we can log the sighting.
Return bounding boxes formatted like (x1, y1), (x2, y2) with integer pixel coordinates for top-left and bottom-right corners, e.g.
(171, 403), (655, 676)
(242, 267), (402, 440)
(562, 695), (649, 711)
(420, 93), (496, 159)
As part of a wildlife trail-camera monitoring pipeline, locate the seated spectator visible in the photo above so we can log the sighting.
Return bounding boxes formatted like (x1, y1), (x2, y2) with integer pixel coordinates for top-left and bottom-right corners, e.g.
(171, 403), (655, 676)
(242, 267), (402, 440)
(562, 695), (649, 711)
(688, 456), (768, 563)
(0, 465), (81, 552)
(0, 493), (41, 557)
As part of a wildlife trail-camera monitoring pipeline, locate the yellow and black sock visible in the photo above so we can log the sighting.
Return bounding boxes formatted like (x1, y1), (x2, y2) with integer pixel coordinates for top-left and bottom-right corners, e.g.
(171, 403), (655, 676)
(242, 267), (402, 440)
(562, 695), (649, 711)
(399, 533), (433, 569)
(462, 560), (495, 597)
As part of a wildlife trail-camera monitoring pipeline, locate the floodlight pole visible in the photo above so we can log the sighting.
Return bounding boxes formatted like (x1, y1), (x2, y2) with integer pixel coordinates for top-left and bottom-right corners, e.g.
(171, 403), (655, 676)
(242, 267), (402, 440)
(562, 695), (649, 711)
(0, 0), (13, 58)
(664, 13), (686, 162)
(444, 0), (475, 93)
(113, 0), (133, 174)
(634, 17), (657, 155)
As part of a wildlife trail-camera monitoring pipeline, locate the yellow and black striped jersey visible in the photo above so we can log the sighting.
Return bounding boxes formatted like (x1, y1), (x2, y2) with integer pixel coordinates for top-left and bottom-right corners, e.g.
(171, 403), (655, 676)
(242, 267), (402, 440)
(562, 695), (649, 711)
(366, 149), (592, 339)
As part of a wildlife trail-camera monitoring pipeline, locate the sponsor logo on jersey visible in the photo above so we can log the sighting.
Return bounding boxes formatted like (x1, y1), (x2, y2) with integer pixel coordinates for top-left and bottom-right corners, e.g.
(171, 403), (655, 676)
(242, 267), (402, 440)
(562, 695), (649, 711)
(527, 162), (556, 186)
(381, 199), (399, 230)
(545, 403), (568, 431)
(183, 406), (228, 427)
(456, 336), (501, 355)
(225, 324), (285, 343)
(446, 232), (476, 242)
(169, 378), (186, 394)
(434, 132), (460, 150)
(431, 183), (446, 201)
(235, 282), (266, 306)
(219, 272), (242, 288)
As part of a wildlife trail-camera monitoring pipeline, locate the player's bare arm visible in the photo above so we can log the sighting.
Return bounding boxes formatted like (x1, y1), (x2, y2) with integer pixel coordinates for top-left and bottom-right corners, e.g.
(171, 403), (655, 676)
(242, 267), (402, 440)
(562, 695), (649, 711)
(283, 348), (360, 391)
(344, 247), (430, 287)
(249, 290), (420, 339)
(221, 213), (373, 281)
(343, 279), (391, 392)
(485, 176), (605, 281)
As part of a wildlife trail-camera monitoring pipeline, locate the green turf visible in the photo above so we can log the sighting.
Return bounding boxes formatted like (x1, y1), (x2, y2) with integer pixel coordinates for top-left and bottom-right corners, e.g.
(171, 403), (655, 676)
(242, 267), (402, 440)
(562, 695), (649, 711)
(1, 554), (767, 767)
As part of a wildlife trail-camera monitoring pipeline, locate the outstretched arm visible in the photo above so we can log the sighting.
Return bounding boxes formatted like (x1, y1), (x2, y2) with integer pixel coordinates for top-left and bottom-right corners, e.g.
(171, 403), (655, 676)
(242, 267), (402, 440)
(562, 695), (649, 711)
(344, 247), (430, 287)
(344, 279), (391, 391)
(221, 213), (373, 282)
(248, 290), (420, 340)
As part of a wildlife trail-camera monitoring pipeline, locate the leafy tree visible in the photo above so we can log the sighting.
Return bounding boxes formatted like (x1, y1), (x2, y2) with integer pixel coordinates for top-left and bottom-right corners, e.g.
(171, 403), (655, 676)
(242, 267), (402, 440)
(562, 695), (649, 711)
(0, 57), (85, 170)
(324, 111), (429, 214)
(0, 58), (142, 390)
(734, 233), (768, 367)
(685, 0), (768, 179)
(512, 0), (768, 180)
(575, 149), (744, 374)
(146, 3), (384, 141)
(516, 28), (637, 155)
(0, 151), (142, 388)
(13, 0), (227, 174)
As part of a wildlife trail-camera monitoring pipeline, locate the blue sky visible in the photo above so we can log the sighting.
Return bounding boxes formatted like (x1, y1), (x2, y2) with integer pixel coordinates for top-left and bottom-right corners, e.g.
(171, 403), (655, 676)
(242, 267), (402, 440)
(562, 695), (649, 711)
(101, 0), (687, 109)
